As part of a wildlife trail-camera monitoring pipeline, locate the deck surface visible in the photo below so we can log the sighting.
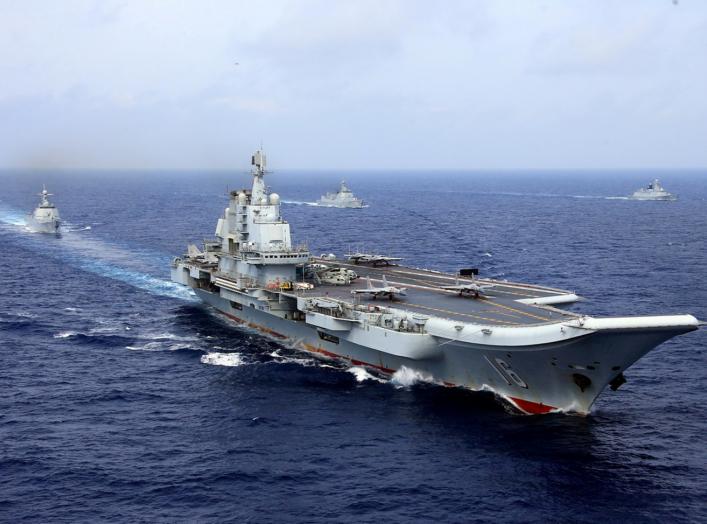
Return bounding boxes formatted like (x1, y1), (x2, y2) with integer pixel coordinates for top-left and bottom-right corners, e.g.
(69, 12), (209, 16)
(296, 260), (578, 326)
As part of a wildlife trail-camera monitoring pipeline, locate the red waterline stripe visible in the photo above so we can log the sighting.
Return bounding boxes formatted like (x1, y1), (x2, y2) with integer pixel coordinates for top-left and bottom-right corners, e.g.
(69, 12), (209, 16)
(509, 396), (556, 415)
(351, 358), (395, 374)
(303, 345), (392, 374)
(220, 311), (244, 324)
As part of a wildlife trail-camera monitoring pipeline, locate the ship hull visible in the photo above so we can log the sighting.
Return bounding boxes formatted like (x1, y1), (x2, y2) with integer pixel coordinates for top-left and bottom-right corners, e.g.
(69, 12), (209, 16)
(630, 195), (676, 201)
(317, 199), (364, 208)
(194, 289), (692, 415)
(26, 216), (60, 234)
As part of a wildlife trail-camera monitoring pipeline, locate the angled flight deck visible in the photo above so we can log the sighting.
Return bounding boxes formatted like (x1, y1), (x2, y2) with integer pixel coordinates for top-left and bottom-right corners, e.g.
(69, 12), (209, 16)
(297, 258), (579, 326)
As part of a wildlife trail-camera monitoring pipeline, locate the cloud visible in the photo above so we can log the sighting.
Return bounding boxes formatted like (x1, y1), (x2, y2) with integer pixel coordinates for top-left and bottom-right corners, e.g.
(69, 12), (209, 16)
(210, 96), (281, 114)
(0, 0), (706, 169)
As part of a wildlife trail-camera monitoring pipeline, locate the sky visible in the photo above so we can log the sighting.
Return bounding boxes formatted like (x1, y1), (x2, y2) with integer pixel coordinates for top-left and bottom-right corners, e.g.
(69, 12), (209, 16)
(0, 0), (706, 170)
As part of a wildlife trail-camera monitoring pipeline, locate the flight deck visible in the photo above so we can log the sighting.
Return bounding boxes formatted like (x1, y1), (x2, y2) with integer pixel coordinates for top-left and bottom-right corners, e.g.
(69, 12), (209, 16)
(296, 259), (581, 327)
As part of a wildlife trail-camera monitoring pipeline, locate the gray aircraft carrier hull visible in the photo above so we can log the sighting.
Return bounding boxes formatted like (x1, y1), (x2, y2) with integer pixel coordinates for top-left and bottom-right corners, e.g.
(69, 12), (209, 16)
(194, 288), (690, 415)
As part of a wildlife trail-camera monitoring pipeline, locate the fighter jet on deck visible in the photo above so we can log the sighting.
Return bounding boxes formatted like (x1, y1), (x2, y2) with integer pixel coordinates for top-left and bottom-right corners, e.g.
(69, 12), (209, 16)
(441, 278), (496, 298)
(346, 252), (403, 266)
(351, 276), (407, 300)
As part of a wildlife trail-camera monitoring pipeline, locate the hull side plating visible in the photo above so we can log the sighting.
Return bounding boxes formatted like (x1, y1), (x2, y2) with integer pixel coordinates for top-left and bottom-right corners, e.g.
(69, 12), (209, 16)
(195, 289), (694, 415)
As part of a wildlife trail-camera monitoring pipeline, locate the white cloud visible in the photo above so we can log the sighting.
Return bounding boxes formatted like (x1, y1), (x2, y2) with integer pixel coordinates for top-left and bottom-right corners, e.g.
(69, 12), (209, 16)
(0, 0), (706, 169)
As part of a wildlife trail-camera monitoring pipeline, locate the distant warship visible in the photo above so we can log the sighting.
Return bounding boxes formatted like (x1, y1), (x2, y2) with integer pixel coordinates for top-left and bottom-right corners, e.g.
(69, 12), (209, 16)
(26, 186), (60, 234)
(630, 179), (676, 201)
(171, 150), (701, 415)
(318, 180), (364, 208)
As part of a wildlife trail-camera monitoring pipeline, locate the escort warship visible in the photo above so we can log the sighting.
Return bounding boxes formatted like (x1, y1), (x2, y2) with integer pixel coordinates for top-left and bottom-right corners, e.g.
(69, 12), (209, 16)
(630, 179), (677, 201)
(171, 151), (700, 415)
(318, 180), (364, 208)
(27, 185), (61, 234)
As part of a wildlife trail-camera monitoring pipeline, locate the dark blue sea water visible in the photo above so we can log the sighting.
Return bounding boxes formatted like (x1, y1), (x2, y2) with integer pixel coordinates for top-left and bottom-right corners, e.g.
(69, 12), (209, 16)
(1, 169), (706, 522)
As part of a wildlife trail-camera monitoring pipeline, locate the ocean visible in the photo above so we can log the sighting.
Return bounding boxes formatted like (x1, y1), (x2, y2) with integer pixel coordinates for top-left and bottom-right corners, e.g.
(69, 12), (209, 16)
(1, 169), (705, 522)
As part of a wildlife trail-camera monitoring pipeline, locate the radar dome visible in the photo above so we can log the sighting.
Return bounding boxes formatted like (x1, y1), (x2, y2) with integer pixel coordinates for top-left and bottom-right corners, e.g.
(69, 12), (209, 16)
(269, 193), (280, 205)
(237, 192), (246, 205)
(260, 197), (268, 205)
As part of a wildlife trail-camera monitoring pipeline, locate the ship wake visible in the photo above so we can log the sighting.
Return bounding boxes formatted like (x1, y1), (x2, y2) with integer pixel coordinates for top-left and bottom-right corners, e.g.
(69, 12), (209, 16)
(282, 200), (320, 206)
(1, 202), (196, 302)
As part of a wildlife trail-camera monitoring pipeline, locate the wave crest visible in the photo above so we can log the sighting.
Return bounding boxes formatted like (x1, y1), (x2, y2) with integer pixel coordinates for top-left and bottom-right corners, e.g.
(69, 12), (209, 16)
(200, 352), (245, 367)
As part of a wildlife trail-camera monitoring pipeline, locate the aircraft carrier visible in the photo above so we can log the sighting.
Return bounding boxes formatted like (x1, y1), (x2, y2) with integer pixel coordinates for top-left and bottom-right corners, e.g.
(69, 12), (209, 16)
(171, 150), (701, 415)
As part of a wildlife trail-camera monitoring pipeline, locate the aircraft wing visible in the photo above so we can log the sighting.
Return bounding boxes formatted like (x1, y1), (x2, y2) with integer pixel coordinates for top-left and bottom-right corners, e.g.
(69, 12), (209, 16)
(352, 287), (383, 294)
(441, 283), (496, 293)
(346, 253), (402, 265)
(351, 287), (406, 298)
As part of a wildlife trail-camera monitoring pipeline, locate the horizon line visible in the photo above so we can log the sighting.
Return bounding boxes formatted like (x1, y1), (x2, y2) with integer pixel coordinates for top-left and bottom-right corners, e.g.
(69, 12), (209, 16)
(1, 166), (706, 173)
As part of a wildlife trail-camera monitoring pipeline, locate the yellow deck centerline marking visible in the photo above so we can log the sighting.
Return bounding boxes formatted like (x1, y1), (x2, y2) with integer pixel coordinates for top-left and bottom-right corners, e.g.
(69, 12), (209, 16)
(364, 279), (530, 321)
(478, 297), (553, 322)
(360, 279), (536, 321)
(323, 258), (570, 293)
(403, 301), (521, 325)
(322, 260), (562, 322)
(334, 261), (553, 299)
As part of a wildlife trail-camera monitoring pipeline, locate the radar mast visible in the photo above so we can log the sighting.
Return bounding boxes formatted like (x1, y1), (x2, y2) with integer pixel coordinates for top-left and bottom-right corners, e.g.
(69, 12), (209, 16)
(251, 149), (267, 202)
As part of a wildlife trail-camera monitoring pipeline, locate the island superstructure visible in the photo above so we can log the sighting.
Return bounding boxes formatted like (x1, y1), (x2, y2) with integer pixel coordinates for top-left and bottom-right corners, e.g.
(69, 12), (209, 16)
(171, 150), (700, 415)
(27, 185), (61, 234)
(630, 179), (677, 201)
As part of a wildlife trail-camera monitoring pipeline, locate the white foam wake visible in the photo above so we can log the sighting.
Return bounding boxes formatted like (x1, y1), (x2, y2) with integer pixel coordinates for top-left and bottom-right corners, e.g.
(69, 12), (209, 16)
(53, 331), (79, 339)
(123, 330), (201, 351)
(1, 202), (196, 302)
(282, 200), (320, 206)
(126, 341), (196, 351)
(268, 348), (318, 366)
(347, 366), (386, 383)
(0, 206), (27, 226)
(63, 224), (93, 232)
(200, 352), (245, 367)
(78, 260), (196, 301)
(390, 366), (436, 388)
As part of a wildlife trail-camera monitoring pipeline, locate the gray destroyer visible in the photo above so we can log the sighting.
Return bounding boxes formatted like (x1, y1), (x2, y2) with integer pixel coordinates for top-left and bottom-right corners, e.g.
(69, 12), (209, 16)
(26, 186), (61, 234)
(171, 150), (700, 415)
(318, 180), (364, 208)
(630, 179), (676, 201)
